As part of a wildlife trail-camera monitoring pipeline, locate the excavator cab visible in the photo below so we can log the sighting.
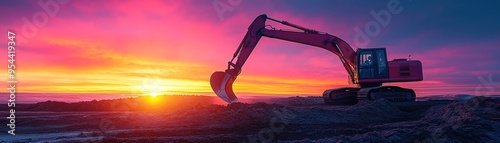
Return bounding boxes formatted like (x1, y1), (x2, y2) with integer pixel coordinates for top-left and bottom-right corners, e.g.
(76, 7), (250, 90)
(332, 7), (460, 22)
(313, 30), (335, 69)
(357, 48), (389, 80)
(356, 48), (423, 85)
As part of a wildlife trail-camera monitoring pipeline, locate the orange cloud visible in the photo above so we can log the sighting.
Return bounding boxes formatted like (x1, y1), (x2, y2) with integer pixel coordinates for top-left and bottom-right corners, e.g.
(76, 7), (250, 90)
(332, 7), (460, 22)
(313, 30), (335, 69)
(1, 0), (498, 103)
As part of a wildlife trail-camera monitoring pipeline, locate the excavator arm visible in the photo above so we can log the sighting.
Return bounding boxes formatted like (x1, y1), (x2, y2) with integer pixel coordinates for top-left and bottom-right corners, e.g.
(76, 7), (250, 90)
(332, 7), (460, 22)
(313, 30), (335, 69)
(211, 14), (358, 103)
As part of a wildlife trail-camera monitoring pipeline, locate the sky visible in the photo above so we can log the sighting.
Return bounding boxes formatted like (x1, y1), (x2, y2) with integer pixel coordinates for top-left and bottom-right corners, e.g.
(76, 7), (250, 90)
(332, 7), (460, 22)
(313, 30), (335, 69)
(1, 0), (499, 102)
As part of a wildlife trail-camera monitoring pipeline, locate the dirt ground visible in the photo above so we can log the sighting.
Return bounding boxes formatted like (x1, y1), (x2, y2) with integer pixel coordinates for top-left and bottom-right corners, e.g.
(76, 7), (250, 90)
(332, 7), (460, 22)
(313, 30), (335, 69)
(1, 95), (499, 143)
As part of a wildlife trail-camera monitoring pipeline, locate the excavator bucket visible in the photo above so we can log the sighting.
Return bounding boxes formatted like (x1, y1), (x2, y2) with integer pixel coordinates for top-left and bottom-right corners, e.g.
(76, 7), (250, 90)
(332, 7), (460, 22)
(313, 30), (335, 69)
(210, 71), (239, 103)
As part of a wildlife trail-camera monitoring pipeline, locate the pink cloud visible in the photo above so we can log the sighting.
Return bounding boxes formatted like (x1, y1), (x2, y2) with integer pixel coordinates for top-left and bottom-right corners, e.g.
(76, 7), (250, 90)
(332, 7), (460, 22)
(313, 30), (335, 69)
(1, 0), (498, 97)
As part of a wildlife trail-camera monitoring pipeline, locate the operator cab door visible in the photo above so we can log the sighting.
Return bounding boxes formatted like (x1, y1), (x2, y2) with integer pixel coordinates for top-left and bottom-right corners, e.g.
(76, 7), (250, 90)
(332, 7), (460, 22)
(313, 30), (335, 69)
(358, 48), (389, 80)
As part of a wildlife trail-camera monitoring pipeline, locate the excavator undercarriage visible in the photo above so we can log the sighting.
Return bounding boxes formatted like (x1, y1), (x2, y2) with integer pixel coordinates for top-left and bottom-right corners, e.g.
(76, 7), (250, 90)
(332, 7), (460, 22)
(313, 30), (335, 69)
(323, 86), (416, 105)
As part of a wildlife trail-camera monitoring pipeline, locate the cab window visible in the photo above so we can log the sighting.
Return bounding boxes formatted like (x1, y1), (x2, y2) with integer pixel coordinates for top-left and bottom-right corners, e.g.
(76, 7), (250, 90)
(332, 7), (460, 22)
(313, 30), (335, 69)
(360, 52), (373, 66)
(376, 50), (387, 75)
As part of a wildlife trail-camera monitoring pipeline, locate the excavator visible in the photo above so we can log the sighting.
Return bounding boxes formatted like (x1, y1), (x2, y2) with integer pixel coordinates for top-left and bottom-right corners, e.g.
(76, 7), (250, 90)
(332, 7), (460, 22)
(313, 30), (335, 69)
(210, 14), (423, 105)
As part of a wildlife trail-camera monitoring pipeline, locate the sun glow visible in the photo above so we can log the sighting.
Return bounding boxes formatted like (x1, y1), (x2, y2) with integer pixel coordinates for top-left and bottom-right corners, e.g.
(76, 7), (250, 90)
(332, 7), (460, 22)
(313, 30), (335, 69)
(141, 78), (168, 98)
(148, 91), (161, 97)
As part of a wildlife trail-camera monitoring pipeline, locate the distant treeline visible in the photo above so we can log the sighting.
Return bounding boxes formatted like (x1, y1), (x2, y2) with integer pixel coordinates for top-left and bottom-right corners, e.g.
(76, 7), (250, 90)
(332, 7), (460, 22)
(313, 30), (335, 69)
(0, 95), (216, 112)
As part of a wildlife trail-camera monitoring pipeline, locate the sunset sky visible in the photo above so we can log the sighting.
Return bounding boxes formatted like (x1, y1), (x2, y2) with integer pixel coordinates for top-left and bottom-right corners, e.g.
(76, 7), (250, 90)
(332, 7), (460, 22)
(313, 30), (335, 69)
(1, 0), (499, 102)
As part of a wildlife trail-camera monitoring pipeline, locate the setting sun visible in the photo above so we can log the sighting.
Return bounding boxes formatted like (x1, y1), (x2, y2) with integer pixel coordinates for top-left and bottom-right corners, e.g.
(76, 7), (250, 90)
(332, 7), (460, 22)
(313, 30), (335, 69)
(148, 91), (161, 97)
(141, 78), (167, 97)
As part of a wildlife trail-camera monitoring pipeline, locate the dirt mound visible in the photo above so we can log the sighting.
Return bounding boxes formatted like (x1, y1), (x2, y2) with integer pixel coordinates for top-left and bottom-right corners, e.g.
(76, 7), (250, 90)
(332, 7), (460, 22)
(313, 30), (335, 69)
(415, 97), (500, 142)
(2, 96), (499, 143)
(268, 96), (325, 106)
(281, 97), (500, 143)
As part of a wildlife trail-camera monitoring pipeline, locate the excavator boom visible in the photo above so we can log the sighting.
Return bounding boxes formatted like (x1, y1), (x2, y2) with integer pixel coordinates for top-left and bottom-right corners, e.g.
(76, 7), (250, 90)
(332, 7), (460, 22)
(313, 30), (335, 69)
(211, 14), (358, 103)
